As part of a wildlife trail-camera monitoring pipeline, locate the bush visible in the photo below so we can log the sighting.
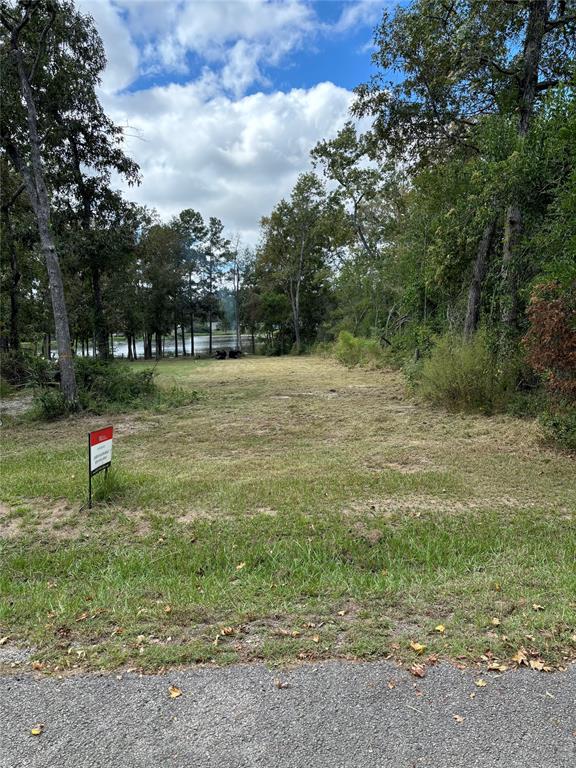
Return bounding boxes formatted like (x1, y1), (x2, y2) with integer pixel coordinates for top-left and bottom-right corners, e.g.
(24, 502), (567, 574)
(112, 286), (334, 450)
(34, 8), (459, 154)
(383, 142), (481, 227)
(417, 332), (519, 414)
(75, 358), (156, 410)
(0, 350), (57, 387)
(540, 405), (576, 452)
(31, 358), (199, 420)
(32, 389), (78, 420)
(523, 281), (576, 402)
(333, 331), (388, 369)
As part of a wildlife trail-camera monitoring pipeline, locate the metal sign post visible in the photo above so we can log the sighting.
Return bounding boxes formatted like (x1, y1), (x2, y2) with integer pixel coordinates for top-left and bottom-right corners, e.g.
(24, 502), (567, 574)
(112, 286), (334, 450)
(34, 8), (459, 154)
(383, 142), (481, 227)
(88, 426), (114, 509)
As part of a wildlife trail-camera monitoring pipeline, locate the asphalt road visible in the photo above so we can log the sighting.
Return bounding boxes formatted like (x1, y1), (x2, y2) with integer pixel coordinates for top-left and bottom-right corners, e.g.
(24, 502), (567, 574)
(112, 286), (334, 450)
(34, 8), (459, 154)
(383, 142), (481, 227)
(1, 661), (574, 768)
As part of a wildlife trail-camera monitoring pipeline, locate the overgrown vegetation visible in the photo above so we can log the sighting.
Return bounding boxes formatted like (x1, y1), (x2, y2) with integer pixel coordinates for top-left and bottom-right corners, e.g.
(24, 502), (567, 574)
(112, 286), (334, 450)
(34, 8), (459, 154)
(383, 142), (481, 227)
(24, 357), (198, 420)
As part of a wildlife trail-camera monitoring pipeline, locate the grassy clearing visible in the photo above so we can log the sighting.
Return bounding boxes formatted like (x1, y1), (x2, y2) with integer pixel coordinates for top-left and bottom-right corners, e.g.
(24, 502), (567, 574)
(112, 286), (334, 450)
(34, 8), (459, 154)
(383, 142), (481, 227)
(0, 356), (575, 674)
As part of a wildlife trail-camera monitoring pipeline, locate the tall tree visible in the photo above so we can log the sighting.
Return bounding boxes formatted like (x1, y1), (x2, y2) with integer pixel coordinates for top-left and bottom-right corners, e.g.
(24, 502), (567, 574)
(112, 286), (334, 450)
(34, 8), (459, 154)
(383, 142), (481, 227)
(1, 0), (79, 399)
(354, 0), (576, 335)
(200, 216), (229, 355)
(258, 173), (335, 353)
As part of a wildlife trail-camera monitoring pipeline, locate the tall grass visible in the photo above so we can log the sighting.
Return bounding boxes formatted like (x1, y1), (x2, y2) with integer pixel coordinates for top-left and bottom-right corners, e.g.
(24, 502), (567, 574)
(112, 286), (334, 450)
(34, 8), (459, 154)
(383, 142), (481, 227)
(417, 332), (520, 414)
(333, 331), (388, 369)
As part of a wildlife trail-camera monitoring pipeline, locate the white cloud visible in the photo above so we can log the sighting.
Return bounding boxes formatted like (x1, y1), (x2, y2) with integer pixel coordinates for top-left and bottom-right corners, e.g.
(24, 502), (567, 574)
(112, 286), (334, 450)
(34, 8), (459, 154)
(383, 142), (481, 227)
(74, 1), (384, 243)
(104, 80), (353, 244)
(76, 0), (139, 93)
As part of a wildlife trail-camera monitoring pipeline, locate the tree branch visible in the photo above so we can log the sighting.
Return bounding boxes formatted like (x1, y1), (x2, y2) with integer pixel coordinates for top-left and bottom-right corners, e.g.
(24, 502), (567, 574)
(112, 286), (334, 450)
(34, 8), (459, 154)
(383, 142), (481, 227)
(536, 78), (560, 91)
(546, 14), (576, 30)
(29, 4), (57, 84)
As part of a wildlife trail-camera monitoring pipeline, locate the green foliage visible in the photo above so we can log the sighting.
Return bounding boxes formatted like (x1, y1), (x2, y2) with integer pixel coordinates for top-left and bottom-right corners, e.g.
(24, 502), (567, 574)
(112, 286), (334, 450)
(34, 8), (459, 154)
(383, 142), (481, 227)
(417, 332), (520, 414)
(31, 359), (199, 420)
(333, 331), (388, 369)
(540, 406), (576, 452)
(0, 350), (56, 387)
(32, 389), (77, 420)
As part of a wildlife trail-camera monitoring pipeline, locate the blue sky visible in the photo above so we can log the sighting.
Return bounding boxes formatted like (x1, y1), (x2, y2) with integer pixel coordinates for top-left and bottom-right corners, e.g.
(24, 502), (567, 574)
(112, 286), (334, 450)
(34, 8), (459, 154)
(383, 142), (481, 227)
(77, 0), (397, 243)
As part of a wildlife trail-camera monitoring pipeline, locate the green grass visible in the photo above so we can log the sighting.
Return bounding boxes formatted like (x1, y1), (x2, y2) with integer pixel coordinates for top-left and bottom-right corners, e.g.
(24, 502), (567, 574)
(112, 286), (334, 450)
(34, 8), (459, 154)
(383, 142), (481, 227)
(0, 356), (575, 673)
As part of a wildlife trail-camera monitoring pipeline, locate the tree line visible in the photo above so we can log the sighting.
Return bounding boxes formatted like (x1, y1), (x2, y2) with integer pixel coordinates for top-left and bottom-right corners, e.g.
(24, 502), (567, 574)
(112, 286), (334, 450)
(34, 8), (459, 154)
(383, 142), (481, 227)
(250, 0), (575, 363)
(1, 0), (247, 399)
(1, 0), (575, 414)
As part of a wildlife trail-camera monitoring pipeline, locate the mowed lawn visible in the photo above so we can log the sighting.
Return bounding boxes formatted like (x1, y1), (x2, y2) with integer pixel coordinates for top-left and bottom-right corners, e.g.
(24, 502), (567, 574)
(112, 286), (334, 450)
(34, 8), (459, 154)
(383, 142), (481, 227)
(0, 356), (575, 673)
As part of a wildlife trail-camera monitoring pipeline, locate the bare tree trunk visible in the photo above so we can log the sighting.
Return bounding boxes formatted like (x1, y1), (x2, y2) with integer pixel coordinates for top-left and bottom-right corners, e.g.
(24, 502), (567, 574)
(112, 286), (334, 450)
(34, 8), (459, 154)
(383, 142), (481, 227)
(174, 322), (179, 357)
(132, 335), (138, 360)
(190, 312), (195, 356)
(464, 217), (497, 338)
(2, 209), (21, 350)
(181, 324), (186, 356)
(500, 0), (550, 333)
(7, 34), (76, 400)
(91, 264), (108, 359)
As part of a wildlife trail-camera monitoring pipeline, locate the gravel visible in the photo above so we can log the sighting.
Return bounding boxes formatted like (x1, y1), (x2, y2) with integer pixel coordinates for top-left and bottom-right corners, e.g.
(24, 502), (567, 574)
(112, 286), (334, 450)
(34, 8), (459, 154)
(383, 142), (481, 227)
(1, 661), (575, 768)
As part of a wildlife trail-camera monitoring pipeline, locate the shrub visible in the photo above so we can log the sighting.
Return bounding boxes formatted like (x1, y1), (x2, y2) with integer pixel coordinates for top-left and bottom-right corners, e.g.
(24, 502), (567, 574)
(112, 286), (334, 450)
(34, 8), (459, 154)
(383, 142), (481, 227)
(523, 281), (576, 402)
(417, 332), (519, 414)
(31, 358), (199, 420)
(0, 350), (57, 387)
(74, 358), (156, 410)
(333, 331), (388, 369)
(540, 405), (576, 452)
(32, 389), (78, 420)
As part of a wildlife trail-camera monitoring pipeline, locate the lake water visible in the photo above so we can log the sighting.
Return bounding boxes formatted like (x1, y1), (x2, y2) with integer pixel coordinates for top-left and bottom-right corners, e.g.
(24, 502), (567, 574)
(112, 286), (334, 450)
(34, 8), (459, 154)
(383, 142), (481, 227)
(112, 333), (251, 358)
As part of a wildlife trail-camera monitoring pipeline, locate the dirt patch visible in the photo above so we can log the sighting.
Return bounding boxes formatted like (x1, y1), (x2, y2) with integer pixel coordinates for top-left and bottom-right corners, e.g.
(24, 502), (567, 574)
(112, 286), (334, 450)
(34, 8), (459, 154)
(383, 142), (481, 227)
(341, 494), (558, 517)
(0, 392), (33, 417)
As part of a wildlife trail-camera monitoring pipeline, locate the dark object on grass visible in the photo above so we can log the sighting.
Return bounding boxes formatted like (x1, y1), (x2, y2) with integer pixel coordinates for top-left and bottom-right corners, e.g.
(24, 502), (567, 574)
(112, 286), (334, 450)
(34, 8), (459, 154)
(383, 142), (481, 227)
(228, 349), (242, 359)
(214, 350), (227, 360)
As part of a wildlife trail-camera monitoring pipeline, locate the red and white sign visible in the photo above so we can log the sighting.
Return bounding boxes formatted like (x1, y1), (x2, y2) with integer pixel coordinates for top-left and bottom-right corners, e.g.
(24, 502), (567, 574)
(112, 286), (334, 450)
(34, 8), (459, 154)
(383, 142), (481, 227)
(89, 426), (113, 473)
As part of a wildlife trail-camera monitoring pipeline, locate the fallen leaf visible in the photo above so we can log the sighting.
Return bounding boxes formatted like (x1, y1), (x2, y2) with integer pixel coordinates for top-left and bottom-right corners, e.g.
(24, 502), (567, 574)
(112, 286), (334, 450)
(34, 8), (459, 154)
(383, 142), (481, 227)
(469, 692), (476, 699)
(532, 604), (545, 611)
(512, 648), (528, 666)
(274, 678), (290, 689)
(221, 627), (235, 636)
(475, 678), (487, 688)
(0, 636), (9, 646)
(453, 714), (464, 724)
(491, 617), (501, 626)
(529, 658), (545, 671)
(435, 624), (446, 634)
(31, 661), (43, 671)
(410, 641), (427, 654)
(337, 610), (347, 617)
(312, 635), (320, 643)
(387, 680), (396, 689)
(410, 664), (426, 678)
(487, 662), (509, 673)
(30, 724), (44, 736)
(168, 685), (182, 699)
(235, 562), (246, 571)
(164, 605), (172, 614)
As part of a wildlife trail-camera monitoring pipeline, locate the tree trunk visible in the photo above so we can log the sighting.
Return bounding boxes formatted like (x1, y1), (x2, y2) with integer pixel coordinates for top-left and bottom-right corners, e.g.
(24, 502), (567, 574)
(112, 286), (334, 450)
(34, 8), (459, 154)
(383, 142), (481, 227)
(155, 331), (162, 359)
(500, 0), (550, 332)
(2, 209), (21, 350)
(181, 324), (187, 356)
(190, 312), (195, 356)
(208, 307), (213, 354)
(91, 264), (108, 359)
(132, 335), (137, 360)
(464, 217), (497, 338)
(174, 322), (178, 357)
(9, 35), (76, 401)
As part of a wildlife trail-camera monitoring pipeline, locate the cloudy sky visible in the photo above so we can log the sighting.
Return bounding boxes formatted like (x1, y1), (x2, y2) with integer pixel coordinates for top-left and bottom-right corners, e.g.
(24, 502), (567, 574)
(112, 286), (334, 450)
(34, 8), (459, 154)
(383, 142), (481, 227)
(76, 0), (392, 245)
